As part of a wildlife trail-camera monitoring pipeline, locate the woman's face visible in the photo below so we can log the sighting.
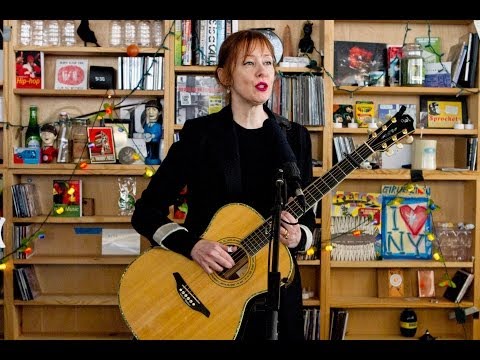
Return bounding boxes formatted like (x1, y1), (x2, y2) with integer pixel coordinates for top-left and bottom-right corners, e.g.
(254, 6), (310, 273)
(229, 44), (275, 107)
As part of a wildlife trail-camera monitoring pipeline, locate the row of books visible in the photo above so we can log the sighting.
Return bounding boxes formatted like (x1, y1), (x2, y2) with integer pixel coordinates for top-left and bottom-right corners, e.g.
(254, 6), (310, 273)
(13, 180), (83, 218)
(332, 135), (355, 165)
(13, 224), (39, 259)
(268, 74), (325, 126)
(448, 32), (479, 88)
(333, 103), (417, 128)
(117, 56), (164, 91)
(466, 137), (478, 171)
(174, 20), (238, 66)
(330, 308), (349, 340)
(303, 307), (320, 340)
(13, 265), (41, 301)
(12, 183), (42, 218)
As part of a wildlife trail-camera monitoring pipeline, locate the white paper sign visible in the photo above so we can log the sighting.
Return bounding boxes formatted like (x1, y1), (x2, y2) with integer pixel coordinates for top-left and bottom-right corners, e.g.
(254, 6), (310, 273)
(102, 228), (140, 255)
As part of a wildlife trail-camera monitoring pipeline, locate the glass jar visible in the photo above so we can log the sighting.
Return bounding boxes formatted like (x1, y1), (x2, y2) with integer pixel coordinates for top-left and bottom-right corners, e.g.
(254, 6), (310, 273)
(71, 119), (89, 163)
(400, 43), (424, 86)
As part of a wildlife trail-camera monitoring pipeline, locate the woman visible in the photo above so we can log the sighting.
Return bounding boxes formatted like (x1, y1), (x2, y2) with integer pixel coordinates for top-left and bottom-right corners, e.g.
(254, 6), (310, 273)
(132, 30), (315, 340)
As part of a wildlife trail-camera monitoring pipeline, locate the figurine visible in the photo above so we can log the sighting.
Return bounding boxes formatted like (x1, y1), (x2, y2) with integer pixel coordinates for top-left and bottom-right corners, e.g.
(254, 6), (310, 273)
(40, 123), (58, 163)
(143, 99), (163, 165)
(77, 20), (100, 47)
(298, 21), (314, 54)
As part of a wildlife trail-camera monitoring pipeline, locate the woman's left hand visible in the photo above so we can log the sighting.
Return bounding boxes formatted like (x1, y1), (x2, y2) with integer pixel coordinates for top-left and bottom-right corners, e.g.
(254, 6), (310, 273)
(280, 210), (301, 248)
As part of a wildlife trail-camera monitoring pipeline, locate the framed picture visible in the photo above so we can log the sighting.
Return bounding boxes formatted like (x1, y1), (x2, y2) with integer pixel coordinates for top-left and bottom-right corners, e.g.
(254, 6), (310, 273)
(419, 95), (468, 128)
(380, 184), (433, 259)
(87, 126), (116, 163)
(104, 119), (133, 159)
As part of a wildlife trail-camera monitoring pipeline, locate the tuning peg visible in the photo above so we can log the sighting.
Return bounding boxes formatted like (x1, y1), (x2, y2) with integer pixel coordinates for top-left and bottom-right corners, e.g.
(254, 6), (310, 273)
(405, 135), (414, 144)
(385, 148), (394, 156)
(397, 143), (404, 149)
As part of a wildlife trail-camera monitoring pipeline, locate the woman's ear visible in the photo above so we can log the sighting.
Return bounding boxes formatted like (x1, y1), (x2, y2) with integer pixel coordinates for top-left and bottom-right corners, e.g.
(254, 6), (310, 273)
(217, 68), (225, 85)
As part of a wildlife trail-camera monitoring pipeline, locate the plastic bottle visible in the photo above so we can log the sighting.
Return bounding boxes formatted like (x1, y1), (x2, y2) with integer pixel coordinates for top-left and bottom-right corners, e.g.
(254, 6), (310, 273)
(61, 20), (77, 47)
(109, 20), (123, 47)
(46, 20), (60, 46)
(56, 111), (72, 163)
(25, 105), (41, 148)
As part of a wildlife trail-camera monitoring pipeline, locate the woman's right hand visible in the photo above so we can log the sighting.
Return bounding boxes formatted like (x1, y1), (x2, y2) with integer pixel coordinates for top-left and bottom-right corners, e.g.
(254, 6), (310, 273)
(191, 239), (236, 274)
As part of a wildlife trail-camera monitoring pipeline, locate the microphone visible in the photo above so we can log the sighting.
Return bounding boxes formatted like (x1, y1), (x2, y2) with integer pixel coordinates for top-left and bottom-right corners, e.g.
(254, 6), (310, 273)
(282, 161), (306, 212)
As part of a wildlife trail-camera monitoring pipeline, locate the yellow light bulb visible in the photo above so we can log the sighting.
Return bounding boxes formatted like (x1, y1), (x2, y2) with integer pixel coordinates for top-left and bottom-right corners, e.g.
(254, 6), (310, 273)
(306, 247), (315, 256)
(68, 187), (75, 195)
(427, 233), (435, 241)
(0, 263), (6, 270)
(56, 207), (65, 214)
(325, 244), (333, 252)
(433, 252), (440, 261)
(145, 168), (154, 177)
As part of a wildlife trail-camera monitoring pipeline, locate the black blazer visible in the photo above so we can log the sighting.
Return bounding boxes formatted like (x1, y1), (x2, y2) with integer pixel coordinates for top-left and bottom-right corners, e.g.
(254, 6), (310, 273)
(132, 104), (315, 259)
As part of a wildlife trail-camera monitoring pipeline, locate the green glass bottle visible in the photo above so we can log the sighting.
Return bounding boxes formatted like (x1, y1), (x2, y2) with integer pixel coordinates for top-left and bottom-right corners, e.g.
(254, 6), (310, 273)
(25, 105), (41, 148)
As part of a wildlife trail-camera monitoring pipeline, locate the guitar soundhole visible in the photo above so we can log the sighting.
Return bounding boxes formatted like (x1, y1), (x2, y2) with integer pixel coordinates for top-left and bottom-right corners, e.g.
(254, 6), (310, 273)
(218, 247), (251, 282)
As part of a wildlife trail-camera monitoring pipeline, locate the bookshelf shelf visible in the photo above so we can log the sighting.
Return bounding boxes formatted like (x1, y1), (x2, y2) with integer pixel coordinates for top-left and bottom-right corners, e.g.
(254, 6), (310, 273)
(13, 216), (133, 224)
(330, 296), (474, 308)
(14, 294), (119, 306)
(333, 127), (478, 136)
(13, 89), (164, 97)
(13, 46), (164, 56)
(333, 86), (478, 96)
(14, 256), (136, 265)
(331, 261), (474, 268)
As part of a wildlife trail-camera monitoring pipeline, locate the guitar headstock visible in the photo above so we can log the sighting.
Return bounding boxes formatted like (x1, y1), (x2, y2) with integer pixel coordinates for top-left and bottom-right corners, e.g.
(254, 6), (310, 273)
(367, 105), (416, 153)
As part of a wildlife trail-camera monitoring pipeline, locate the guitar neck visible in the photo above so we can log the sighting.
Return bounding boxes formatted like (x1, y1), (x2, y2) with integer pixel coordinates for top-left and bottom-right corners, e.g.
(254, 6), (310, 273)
(285, 142), (373, 218)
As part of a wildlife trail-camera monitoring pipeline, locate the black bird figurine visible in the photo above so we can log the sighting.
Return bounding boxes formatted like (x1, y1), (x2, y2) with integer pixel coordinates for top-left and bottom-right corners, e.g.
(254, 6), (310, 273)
(77, 20), (100, 47)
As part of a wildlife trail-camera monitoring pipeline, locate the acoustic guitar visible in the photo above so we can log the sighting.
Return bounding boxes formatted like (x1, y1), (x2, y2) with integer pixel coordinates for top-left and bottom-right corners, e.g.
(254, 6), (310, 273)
(118, 108), (415, 339)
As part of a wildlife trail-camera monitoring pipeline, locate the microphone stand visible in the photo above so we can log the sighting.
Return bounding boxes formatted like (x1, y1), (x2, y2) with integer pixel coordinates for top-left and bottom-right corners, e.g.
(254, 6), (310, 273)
(267, 169), (287, 340)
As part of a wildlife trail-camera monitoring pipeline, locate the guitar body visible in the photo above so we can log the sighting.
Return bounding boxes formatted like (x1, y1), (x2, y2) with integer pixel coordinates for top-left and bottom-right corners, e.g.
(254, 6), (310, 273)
(118, 203), (294, 340)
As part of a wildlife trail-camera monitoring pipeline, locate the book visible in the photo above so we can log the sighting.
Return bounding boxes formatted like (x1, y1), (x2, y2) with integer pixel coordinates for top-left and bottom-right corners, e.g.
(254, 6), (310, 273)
(20, 265), (41, 300)
(386, 45), (402, 86)
(424, 62), (452, 88)
(377, 103), (416, 128)
(87, 126), (117, 163)
(54, 59), (88, 90)
(418, 269), (435, 298)
(443, 269), (474, 303)
(333, 40), (387, 86)
(52, 179), (82, 217)
(15, 50), (44, 89)
(415, 36), (441, 64)
(446, 41), (467, 86)
(332, 104), (354, 127)
(427, 99), (464, 128)
(419, 95), (468, 129)
(175, 74), (225, 125)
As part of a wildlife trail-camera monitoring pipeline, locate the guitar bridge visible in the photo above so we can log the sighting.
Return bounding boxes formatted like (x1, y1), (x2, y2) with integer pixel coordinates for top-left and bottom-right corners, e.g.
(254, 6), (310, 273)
(173, 272), (210, 318)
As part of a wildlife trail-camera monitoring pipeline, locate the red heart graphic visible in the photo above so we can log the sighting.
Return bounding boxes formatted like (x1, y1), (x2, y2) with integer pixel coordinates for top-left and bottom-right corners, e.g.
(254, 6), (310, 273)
(399, 205), (428, 236)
